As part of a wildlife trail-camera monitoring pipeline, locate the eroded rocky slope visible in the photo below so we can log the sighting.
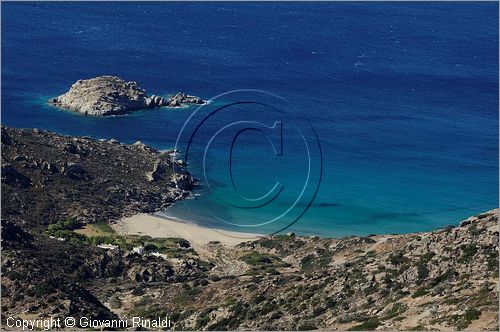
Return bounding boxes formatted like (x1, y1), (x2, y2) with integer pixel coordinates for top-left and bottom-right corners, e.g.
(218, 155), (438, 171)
(107, 210), (498, 331)
(1, 126), (195, 227)
(1, 126), (200, 322)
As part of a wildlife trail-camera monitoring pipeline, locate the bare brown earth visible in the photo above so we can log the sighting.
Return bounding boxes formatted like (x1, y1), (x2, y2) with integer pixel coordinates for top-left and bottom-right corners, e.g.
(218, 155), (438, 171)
(1, 127), (498, 331)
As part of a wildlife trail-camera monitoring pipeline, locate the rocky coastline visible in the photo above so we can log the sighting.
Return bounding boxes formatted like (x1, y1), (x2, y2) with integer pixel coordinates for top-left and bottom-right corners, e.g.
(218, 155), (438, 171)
(1, 126), (196, 226)
(1, 127), (498, 331)
(49, 76), (205, 116)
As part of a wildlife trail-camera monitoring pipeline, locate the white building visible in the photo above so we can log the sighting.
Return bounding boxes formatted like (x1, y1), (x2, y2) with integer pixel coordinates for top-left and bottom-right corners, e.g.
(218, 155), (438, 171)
(132, 246), (144, 255)
(98, 244), (119, 250)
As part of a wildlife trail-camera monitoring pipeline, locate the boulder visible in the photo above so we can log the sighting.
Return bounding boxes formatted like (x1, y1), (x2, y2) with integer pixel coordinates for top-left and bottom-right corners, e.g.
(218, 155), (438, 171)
(145, 94), (168, 107)
(172, 173), (195, 190)
(167, 92), (204, 107)
(126, 260), (175, 282)
(146, 160), (167, 182)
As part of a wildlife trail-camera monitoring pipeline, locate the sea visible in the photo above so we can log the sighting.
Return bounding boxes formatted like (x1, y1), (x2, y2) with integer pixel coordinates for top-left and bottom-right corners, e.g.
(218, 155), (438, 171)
(2, 2), (498, 237)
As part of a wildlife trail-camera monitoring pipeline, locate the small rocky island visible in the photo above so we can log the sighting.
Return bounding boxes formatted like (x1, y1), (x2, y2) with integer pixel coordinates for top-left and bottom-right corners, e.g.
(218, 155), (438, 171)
(50, 76), (205, 116)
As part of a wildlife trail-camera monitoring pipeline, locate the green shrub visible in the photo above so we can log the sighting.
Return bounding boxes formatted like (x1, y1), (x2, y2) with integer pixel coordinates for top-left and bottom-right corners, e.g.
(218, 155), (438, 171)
(131, 287), (144, 296)
(383, 303), (408, 320)
(430, 269), (456, 287)
(51, 230), (87, 244)
(458, 244), (477, 263)
(260, 301), (278, 315)
(173, 286), (202, 305)
(92, 222), (115, 234)
(464, 308), (480, 322)
(366, 250), (376, 257)
(388, 252), (409, 266)
(34, 282), (55, 297)
(251, 294), (266, 304)
(420, 252), (436, 262)
(412, 288), (429, 298)
(46, 218), (80, 234)
(348, 318), (380, 331)
(209, 275), (221, 282)
(195, 314), (210, 329)
(312, 306), (326, 316)
(241, 252), (273, 265)
(143, 243), (158, 251)
(300, 253), (331, 272)
(297, 321), (317, 331)
(417, 262), (429, 281)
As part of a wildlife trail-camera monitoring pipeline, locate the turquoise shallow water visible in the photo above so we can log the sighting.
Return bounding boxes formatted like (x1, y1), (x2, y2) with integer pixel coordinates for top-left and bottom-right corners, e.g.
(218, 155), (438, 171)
(2, 2), (498, 236)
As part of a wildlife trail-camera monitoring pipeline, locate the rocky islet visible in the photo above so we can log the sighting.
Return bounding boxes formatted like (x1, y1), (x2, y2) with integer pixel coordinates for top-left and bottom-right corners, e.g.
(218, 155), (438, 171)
(50, 75), (205, 116)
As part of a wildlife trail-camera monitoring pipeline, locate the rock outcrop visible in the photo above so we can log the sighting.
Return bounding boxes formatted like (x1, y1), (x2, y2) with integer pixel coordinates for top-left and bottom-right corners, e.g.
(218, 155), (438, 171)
(50, 76), (204, 116)
(168, 92), (205, 107)
(0, 126), (195, 226)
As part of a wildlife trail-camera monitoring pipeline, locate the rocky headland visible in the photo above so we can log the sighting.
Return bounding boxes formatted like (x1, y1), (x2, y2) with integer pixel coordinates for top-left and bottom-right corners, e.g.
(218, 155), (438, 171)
(50, 76), (205, 116)
(1, 127), (498, 331)
(1, 126), (196, 226)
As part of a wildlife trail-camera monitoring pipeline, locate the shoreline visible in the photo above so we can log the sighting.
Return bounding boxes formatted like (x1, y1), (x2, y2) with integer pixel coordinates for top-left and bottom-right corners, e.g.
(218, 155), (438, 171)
(113, 213), (262, 250)
(114, 208), (499, 251)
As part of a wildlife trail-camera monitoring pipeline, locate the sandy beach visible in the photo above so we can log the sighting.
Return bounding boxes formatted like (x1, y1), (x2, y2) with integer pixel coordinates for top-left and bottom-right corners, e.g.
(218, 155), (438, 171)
(114, 213), (262, 250)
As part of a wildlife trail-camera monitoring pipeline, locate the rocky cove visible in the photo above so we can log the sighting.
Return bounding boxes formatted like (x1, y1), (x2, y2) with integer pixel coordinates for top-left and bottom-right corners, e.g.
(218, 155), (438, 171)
(49, 76), (206, 116)
(1, 126), (498, 330)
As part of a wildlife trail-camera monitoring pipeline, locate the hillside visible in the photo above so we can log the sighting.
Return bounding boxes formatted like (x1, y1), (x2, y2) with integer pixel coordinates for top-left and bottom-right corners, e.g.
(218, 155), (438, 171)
(1, 127), (498, 331)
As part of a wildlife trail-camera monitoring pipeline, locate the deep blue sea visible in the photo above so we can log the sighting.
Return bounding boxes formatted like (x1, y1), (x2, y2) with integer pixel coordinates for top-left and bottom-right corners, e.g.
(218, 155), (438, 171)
(2, 2), (498, 237)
